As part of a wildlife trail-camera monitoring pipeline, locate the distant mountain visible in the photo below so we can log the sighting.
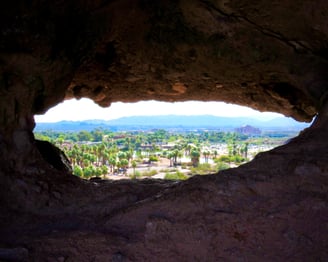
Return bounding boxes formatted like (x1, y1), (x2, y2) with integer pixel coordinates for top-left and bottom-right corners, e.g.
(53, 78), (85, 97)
(34, 115), (311, 132)
(235, 125), (261, 135)
(106, 115), (260, 127)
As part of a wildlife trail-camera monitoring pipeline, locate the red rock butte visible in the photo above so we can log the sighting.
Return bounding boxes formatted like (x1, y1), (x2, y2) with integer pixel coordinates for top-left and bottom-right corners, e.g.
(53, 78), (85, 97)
(0, 1), (327, 261)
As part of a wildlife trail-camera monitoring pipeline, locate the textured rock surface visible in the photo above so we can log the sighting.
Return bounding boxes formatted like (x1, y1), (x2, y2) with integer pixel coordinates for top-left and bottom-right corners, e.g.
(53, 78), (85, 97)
(35, 140), (73, 173)
(0, 0), (328, 261)
(1, 109), (327, 261)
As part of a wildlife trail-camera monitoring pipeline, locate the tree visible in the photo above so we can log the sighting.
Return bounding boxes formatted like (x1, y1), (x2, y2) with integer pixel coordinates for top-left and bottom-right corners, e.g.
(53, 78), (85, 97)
(228, 137), (238, 156)
(118, 151), (127, 161)
(167, 151), (175, 167)
(191, 148), (200, 167)
(118, 159), (129, 174)
(77, 131), (92, 142)
(125, 150), (133, 163)
(184, 143), (192, 156)
(95, 167), (103, 178)
(91, 129), (103, 142)
(101, 165), (108, 178)
(102, 152), (110, 166)
(82, 158), (90, 168)
(212, 150), (218, 159)
(73, 165), (83, 177)
(131, 160), (137, 176)
(108, 156), (117, 173)
(241, 142), (249, 159)
(55, 135), (65, 146)
(97, 143), (106, 164)
(120, 159), (129, 169)
(83, 166), (95, 178)
(203, 150), (210, 163)
(172, 149), (180, 166)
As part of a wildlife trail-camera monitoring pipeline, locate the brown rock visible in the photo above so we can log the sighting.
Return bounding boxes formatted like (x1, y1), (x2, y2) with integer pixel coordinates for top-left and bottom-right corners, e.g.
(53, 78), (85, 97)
(0, 0), (327, 261)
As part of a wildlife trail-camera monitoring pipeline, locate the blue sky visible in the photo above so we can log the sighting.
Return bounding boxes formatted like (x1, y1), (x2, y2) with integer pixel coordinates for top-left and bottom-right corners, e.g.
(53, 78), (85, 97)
(34, 98), (283, 123)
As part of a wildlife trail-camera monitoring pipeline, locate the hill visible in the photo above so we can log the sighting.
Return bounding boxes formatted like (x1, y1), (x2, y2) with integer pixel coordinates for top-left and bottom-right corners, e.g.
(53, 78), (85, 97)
(34, 115), (311, 132)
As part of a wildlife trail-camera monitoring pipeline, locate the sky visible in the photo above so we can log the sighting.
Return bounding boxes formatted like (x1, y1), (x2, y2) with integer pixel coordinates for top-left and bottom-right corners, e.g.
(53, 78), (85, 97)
(34, 98), (284, 123)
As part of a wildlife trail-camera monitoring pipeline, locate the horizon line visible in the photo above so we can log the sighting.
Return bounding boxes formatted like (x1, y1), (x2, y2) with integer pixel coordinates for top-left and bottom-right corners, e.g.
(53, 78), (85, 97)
(34, 99), (286, 123)
(35, 114), (289, 124)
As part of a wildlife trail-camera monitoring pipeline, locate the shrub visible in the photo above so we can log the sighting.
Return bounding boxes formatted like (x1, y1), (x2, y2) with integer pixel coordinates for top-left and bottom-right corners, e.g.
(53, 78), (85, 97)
(130, 170), (142, 179)
(231, 155), (245, 163)
(149, 155), (159, 162)
(216, 161), (230, 171)
(181, 162), (193, 168)
(142, 169), (158, 177)
(190, 163), (215, 175)
(218, 155), (231, 163)
(164, 171), (188, 180)
(159, 168), (178, 173)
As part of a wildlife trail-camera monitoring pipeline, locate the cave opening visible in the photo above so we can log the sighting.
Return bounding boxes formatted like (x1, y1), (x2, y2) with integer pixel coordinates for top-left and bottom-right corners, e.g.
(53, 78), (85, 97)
(1, 0), (328, 259)
(33, 98), (311, 181)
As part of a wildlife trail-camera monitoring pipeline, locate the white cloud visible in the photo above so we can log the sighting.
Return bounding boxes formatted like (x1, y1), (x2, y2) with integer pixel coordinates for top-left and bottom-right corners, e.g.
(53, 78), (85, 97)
(34, 98), (283, 123)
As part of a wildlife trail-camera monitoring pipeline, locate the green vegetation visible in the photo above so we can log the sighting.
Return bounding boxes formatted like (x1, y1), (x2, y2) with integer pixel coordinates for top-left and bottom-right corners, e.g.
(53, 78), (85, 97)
(130, 169), (158, 179)
(130, 170), (142, 179)
(190, 163), (215, 175)
(34, 128), (297, 180)
(164, 171), (188, 181)
(216, 161), (230, 171)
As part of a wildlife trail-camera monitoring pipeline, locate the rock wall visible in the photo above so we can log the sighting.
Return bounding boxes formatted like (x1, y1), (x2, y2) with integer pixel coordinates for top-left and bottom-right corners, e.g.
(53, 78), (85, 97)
(0, 0), (327, 261)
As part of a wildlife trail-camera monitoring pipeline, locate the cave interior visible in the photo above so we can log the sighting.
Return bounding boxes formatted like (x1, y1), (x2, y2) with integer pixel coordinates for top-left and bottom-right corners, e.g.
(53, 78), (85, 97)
(0, 0), (327, 261)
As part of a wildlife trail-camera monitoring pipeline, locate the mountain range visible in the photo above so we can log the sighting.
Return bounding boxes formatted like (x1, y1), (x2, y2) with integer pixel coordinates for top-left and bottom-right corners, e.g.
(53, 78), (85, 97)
(34, 115), (311, 132)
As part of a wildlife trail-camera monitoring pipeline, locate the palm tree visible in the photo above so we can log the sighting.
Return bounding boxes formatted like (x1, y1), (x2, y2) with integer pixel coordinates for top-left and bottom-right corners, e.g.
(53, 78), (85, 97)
(191, 148), (200, 167)
(95, 167), (103, 178)
(203, 150), (210, 163)
(91, 145), (99, 164)
(167, 151), (175, 167)
(184, 143), (192, 157)
(172, 149), (181, 166)
(132, 160), (137, 176)
(108, 156), (117, 174)
(73, 165), (83, 177)
(119, 159), (129, 175)
(240, 142), (249, 159)
(97, 143), (106, 165)
(212, 150), (218, 159)
(125, 150), (133, 163)
(102, 152), (110, 166)
(118, 151), (126, 161)
(101, 165), (108, 179)
(82, 158), (90, 168)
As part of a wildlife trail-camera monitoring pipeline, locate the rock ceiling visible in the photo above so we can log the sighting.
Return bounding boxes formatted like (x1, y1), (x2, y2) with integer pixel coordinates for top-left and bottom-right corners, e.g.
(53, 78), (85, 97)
(1, 0), (328, 123)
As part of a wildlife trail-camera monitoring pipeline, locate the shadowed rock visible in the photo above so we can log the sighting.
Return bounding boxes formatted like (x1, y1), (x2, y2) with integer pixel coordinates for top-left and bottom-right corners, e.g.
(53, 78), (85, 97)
(0, 0), (327, 260)
(35, 139), (72, 173)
